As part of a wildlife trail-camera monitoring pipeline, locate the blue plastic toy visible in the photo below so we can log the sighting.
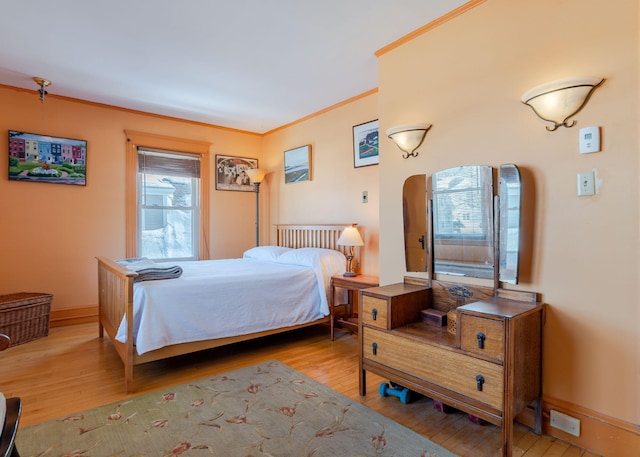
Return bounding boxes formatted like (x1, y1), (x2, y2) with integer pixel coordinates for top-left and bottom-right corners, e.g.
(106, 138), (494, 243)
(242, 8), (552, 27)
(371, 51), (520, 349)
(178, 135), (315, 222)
(379, 381), (415, 404)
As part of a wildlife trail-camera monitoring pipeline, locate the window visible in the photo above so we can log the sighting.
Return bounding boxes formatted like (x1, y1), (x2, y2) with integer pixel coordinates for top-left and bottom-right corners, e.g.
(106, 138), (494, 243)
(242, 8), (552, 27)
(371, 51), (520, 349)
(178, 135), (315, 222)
(125, 130), (211, 260)
(137, 149), (200, 260)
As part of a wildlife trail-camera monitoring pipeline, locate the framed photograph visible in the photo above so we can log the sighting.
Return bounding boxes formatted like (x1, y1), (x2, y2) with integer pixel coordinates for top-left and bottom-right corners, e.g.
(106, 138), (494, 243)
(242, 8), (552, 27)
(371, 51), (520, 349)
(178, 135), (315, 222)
(215, 154), (258, 191)
(8, 130), (87, 185)
(284, 145), (311, 184)
(352, 119), (379, 168)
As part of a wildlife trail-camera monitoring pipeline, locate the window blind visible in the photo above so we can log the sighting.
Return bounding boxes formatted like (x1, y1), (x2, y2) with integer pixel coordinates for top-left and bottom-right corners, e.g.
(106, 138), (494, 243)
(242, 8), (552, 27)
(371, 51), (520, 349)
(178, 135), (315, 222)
(137, 148), (200, 178)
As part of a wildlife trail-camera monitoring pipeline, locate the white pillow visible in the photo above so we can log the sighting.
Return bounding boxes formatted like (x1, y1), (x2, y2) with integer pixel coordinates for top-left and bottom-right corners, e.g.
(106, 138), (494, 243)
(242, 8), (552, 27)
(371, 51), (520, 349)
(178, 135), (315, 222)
(277, 247), (345, 269)
(243, 246), (293, 262)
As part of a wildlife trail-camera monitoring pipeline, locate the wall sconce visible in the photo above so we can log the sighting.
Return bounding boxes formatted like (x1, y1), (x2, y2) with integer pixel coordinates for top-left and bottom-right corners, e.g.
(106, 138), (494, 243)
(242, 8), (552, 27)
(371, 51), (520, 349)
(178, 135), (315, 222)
(521, 77), (604, 131)
(245, 168), (268, 247)
(386, 123), (432, 158)
(337, 224), (364, 277)
(33, 77), (51, 104)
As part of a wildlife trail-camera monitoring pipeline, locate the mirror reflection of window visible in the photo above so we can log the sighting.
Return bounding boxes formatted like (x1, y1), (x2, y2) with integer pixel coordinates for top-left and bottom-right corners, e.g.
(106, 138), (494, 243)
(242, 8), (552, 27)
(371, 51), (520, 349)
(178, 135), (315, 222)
(432, 165), (494, 279)
(432, 166), (490, 240)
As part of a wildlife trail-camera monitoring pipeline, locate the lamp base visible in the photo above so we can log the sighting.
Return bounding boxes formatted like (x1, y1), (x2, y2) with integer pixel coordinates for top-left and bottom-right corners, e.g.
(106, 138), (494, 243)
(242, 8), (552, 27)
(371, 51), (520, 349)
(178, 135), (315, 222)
(343, 272), (357, 277)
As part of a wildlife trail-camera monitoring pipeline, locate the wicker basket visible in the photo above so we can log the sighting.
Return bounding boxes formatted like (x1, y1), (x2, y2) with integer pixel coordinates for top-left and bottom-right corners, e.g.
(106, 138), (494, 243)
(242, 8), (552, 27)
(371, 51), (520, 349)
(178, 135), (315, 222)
(0, 292), (52, 346)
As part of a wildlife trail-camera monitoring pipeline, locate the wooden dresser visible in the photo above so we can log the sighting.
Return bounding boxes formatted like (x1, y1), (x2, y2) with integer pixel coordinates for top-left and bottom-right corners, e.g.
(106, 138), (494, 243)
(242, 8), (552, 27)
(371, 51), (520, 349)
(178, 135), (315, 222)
(358, 280), (544, 457)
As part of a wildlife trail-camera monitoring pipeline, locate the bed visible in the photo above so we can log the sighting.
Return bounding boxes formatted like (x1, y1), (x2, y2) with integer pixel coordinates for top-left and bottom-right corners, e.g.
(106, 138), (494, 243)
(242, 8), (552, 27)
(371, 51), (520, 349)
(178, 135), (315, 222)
(97, 224), (358, 393)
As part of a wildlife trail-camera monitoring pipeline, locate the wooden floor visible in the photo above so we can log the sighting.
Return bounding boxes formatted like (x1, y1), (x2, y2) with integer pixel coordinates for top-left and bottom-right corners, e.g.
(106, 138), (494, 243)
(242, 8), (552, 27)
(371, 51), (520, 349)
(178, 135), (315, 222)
(2, 322), (599, 457)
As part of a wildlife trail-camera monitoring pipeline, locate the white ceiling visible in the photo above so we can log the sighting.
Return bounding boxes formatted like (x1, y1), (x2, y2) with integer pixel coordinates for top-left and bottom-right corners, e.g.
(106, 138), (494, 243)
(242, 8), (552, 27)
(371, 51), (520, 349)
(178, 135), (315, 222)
(0, 0), (466, 134)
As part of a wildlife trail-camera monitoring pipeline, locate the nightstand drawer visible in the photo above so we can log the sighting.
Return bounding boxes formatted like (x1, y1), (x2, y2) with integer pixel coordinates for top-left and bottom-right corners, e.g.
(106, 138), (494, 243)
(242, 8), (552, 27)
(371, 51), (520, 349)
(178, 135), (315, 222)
(459, 314), (504, 362)
(361, 295), (388, 328)
(363, 328), (503, 409)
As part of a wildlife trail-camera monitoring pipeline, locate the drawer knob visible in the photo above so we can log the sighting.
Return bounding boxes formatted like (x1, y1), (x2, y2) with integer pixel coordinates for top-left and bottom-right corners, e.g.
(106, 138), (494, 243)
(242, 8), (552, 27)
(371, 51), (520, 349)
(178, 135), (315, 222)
(372, 342), (378, 355)
(476, 374), (485, 391)
(372, 308), (378, 321)
(476, 332), (486, 349)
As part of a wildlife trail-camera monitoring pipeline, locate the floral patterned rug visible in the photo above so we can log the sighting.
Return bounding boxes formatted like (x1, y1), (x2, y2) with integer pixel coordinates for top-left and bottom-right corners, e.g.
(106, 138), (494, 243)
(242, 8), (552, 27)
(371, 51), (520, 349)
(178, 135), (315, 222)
(17, 360), (458, 457)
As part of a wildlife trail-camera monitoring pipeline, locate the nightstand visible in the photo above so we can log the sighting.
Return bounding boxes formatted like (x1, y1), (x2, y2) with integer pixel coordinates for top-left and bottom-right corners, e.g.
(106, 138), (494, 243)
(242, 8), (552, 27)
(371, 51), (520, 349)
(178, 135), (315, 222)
(329, 274), (379, 340)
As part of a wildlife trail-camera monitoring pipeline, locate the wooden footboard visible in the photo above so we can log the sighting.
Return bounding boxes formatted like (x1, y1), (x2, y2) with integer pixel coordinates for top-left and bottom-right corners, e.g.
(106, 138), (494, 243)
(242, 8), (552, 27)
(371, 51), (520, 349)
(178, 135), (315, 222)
(96, 256), (137, 393)
(98, 224), (357, 393)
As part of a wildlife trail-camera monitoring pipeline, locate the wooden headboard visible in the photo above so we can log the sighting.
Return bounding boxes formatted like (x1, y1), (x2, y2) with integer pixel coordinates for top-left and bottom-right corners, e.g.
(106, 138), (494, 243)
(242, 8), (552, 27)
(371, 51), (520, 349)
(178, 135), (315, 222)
(276, 224), (363, 268)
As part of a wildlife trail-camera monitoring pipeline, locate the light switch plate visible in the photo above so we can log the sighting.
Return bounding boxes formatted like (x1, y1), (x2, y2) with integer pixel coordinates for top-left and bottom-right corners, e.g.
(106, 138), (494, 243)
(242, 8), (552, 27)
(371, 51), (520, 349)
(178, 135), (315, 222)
(579, 126), (600, 154)
(577, 171), (595, 196)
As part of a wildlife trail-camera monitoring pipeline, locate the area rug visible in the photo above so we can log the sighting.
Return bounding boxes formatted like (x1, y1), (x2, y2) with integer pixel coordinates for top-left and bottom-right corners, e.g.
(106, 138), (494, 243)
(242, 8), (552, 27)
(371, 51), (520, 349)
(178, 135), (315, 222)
(17, 360), (458, 457)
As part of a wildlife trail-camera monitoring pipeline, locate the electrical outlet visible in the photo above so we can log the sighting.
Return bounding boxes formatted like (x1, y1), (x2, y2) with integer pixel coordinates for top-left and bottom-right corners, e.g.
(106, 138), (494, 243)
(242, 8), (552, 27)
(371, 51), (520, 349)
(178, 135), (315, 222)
(550, 410), (581, 437)
(362, 191), (368, 203)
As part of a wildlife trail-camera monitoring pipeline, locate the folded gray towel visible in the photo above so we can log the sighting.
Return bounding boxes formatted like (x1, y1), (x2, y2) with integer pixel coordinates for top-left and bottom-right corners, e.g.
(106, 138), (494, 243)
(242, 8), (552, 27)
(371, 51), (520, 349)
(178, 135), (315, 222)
(116, 257), (183, 282)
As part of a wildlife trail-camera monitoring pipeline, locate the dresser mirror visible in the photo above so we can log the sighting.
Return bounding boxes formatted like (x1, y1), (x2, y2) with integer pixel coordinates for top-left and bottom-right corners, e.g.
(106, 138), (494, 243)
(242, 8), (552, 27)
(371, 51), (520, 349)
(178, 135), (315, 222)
(498, 164), (521, 284)
(403, 164), (522, 284)
(403, 174), (427, 272)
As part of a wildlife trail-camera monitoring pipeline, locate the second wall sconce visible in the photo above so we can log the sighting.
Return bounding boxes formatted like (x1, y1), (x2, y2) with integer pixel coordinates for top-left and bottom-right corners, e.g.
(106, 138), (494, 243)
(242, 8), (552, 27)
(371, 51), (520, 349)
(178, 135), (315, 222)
(521, 77), (604, 131)
(386, 123), (432, 158)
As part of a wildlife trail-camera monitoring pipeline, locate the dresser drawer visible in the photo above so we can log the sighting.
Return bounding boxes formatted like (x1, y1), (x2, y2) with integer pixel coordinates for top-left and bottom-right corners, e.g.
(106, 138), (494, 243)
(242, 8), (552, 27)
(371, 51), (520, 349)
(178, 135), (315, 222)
(459, 314), (504, 362)
(361, 295), (388, 329)
(363, 328), (503, 409)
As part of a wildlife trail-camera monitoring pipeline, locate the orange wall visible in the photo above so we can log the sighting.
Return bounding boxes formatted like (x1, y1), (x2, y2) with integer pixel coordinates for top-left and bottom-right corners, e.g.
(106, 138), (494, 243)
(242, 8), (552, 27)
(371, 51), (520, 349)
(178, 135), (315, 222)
(0, 88), (263, 310)
(377, 0), (638, 426)
(262, 93), (380, 275)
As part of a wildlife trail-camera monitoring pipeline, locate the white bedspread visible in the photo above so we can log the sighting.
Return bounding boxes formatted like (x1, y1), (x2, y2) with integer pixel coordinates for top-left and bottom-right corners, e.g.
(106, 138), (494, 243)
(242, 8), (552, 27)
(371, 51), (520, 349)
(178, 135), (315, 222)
(116, 252), (344, 355)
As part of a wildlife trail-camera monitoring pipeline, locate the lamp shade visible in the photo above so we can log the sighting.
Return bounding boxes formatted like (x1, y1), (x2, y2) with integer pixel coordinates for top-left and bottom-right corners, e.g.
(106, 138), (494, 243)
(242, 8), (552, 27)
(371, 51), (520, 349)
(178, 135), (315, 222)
(521, 77), (604, 130)
(245, 168), (267, 184)
(386, 123), (431, 158)
(337, 225), (364, 247)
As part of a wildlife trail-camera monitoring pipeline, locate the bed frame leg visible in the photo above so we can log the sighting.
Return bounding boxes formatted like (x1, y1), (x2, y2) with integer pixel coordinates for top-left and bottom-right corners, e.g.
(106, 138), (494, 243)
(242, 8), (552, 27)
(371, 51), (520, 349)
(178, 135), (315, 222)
(125, 365), (134, 394)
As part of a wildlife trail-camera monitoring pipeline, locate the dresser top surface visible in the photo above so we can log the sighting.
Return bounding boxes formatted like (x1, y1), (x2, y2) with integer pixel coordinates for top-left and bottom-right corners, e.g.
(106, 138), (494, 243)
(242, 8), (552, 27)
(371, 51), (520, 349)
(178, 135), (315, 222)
(459, 297), (543, 318)
(362, 282), (429, 298)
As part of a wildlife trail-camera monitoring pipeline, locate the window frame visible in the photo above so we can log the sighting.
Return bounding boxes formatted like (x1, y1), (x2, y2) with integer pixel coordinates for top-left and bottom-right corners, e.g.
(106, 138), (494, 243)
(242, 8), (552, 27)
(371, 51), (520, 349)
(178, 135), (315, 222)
(125, 130), (211, 260)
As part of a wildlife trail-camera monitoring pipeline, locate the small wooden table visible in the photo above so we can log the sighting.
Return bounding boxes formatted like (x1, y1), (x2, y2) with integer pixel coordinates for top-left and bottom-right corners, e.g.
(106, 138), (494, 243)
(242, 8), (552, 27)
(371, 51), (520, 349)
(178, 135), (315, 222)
(329, 274), (379, 340)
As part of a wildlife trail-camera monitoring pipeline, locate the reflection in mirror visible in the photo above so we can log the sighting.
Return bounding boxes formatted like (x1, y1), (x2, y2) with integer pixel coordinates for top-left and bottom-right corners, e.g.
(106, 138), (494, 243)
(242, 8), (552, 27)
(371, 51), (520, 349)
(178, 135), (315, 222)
(431, 165), (494, 279)
(499, 164), (521, 284)
(403, 174), (427, 272)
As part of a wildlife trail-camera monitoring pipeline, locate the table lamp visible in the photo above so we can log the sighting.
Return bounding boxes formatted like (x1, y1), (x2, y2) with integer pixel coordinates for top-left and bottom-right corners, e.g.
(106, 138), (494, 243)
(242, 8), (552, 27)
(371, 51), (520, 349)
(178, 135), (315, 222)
(337, 224), (364, 277)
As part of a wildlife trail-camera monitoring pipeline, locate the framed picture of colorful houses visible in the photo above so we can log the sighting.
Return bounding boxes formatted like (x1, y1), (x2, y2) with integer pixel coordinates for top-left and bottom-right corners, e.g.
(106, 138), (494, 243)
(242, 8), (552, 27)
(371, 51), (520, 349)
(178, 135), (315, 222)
(8, 130), (87, 186)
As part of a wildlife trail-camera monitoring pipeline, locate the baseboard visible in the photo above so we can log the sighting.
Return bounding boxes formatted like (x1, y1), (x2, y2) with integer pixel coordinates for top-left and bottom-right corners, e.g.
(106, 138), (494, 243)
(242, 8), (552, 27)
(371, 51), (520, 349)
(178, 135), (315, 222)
(517, 396), (639, 456)
(50, 305), (98, 327)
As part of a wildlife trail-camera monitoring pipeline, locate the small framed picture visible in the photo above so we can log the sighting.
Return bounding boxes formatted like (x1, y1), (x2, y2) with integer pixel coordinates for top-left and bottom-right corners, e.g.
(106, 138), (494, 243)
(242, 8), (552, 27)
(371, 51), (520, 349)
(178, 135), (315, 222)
(215, 155), (258, 191)
(284, 145), (311, 184)
(8, 130), (87, 186)
(352, 120), (379, 168)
